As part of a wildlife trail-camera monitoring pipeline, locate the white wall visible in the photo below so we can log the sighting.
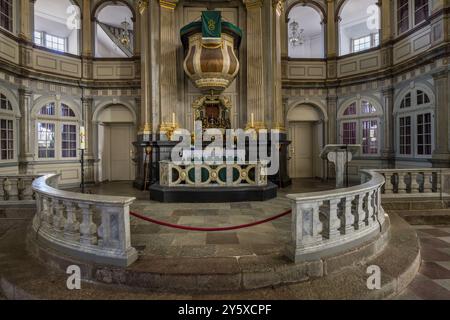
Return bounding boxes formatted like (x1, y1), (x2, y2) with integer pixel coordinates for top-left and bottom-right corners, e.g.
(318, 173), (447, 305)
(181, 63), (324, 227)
(288, 6), (325, 58)
(339, 0), (380, 56)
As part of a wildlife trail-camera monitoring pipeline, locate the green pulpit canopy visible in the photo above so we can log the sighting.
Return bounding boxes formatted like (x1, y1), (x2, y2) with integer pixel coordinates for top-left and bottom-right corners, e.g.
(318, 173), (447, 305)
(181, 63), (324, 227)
(202, 11), (222, 38)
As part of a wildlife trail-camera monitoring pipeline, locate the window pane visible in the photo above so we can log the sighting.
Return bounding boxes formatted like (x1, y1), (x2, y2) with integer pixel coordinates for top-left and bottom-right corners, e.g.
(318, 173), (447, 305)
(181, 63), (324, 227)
(39, 103), (55, 116)
(61, 104), (76, 117)
(0, 118), (13, 160)
(61, 124), (77, 158)
(362, 120), (378, 154)
(0, 0), (13, 32)
(37, 122), (55, 158)
(343, 103), (357, 116)
(361, 101), (376, 114)
(398, 0), (409, 33)
(415, 0), (428, 25)
(342, 122), (357, 145)
(0, 93), (12, 110)
(417, 113), (432, 155)
(399, 116), (411, 155)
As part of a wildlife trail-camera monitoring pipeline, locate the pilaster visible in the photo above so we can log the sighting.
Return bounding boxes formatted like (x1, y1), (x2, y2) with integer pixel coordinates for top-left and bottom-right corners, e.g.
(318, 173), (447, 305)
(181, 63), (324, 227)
(272, 0), (285, 131)
(381, 86), (395, 166)
(82, 0), (92, 57)
(18, 88), (33, 174)
(244, 0), (266, 130)
(431, 69), (450, 166)
(159, 0), (179, 135)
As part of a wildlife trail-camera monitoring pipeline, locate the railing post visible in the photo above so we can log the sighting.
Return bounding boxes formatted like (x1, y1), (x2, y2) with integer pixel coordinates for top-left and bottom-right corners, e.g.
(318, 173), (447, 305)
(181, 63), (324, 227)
(411, 172), (420, 193)
(79, 203), (98, 245)
(397, 172), (407, 194)
(63, 201), (80, 241)
(344, 195), (356, 234)
(424, 172), (433, 193)
(384, 173), (393, 194)
(52, 200), (66, 235)
(328, 198), (341, 239)
(357, 192), (367, 229)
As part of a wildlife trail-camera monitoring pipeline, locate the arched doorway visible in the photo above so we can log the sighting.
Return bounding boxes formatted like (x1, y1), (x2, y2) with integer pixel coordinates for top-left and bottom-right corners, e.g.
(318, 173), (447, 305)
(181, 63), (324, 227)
(96, 105), (136, 182)
(287, 103), (326, 178)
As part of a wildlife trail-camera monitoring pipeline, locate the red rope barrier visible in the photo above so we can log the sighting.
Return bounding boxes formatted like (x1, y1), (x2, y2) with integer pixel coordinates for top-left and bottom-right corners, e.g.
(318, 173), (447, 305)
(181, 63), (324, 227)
(129, 209), (292, 232)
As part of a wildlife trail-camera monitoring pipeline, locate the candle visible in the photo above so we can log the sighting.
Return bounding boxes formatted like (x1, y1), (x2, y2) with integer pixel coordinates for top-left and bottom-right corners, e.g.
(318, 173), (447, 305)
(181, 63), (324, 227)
(251, 113), (254, 128)
(172, 112), (176, 127)
(79, 126), (86, 150)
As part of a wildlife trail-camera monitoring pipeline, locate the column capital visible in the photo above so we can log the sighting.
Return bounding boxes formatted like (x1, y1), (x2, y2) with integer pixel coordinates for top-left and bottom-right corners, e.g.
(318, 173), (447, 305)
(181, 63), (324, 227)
(381, 86), (394, 97)
(432, 68), (449, 81)
(18, 88), (33, 96)
(159, 0), (178, 10)
(81, 97), (94, 104)
(272, 0), (285, 12)
(138, 0), (149, 14)
(244, 0), (264, 9)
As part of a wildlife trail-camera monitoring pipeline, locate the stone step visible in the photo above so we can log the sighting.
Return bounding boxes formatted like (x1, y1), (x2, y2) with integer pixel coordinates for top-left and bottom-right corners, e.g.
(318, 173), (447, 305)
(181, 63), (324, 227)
(393, 209), (450, 225)
(0, 213), (420, 299)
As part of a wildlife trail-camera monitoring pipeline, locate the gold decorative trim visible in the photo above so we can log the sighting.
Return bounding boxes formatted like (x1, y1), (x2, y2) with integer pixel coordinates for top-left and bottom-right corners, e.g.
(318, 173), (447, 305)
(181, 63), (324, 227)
(138, 0), (149, 14)
(159, 0), (178, 10)
(138, 123), (152, 135)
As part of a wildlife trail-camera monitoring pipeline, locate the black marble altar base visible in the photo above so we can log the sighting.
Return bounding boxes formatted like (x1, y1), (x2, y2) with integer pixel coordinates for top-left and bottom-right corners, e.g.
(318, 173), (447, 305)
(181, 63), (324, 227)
(149, 182), (278, 203)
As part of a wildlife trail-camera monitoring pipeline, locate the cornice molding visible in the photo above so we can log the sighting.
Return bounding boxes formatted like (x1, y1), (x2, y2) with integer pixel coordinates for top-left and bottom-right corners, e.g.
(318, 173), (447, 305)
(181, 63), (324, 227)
(243, 0), (264, 9)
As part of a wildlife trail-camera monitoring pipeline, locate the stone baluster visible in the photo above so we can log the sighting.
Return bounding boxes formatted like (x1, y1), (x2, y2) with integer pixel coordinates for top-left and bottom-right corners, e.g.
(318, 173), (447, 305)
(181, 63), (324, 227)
(63, 202), (80, 241)
(383, 173), (393, 194)
(2, 178), (13, 200)
(376, 187), (385, 225)
(397, 172), (407, 194)
(42, 197), (53, 229)
(423, 172), (433, 193)
(436, 171), (442, 194)
(79, 203), (98, 245)
(366, 191), (375, 226)
(357, 192), (367, 229)
(52, 200), (66, 234)
(411, 172), (420, 193)
(328, 198), (341, 239)
(344, 195), (356, 234)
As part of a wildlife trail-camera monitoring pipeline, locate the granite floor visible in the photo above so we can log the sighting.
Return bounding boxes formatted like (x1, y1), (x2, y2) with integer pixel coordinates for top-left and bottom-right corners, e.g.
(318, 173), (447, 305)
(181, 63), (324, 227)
(80, 179), (336, 258)
(396, 225), (450, 300)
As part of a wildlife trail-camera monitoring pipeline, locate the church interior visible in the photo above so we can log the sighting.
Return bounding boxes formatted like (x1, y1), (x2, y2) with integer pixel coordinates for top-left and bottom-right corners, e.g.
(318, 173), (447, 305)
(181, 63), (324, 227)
(1, 0), (450, 302)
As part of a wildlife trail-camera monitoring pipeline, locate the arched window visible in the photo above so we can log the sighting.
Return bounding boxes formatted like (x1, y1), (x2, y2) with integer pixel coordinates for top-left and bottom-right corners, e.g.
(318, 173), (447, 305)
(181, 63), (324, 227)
(95, 2), (134, 58)
(395, 87), (434, 157)
(397, 0), (429, 35)
(0, 0), (13, 32)
(338, 98), (382, 155)
(35, 101), (79, 159)
(287, 5), (325, 58)
(0, 92), (16, 161)
(339, 0), (380, 56)
(34, 0), (80, 55)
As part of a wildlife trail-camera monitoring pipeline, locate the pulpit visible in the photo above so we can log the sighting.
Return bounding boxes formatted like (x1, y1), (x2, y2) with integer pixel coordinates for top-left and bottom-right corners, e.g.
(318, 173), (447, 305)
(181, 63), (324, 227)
(321, 144), (361, 188)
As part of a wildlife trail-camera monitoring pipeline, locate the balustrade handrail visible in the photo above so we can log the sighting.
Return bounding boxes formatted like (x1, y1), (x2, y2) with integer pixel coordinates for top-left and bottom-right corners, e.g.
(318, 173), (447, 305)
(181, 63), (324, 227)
(32, 174), (135, 206)
(287, 169), (384, 202)
(31, 174), (138, 267)
(286, 169), (386, 263)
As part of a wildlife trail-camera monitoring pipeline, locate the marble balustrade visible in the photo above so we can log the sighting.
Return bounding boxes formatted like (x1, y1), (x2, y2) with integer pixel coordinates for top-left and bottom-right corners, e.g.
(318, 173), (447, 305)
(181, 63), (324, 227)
(374, 168), (450, 197)
(0, 175), (40, 204)
(31, 174), (137, 267)
(287, 170), (386, 263)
